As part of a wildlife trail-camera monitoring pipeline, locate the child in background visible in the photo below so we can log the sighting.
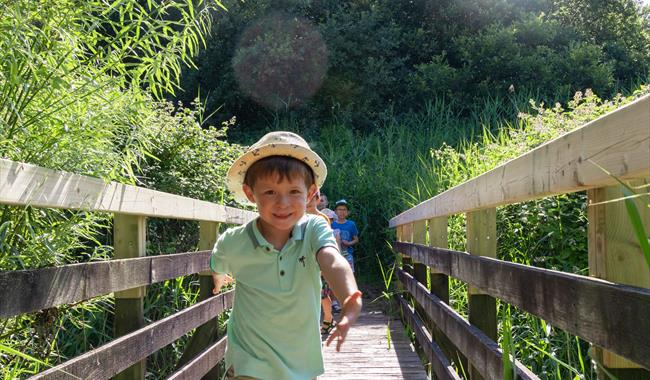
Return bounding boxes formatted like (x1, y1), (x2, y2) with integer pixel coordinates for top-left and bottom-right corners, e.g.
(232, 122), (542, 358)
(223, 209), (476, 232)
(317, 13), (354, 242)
(331, 199), (359, 272)
(317, 192), (329, 211)
(210, 132), (362, 380)
(306, 192), (337, 335)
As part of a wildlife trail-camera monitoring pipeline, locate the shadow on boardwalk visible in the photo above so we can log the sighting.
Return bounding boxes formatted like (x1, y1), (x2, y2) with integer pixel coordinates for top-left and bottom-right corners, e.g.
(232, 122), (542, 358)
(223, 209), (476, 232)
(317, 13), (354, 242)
(321, 295), (428, 380)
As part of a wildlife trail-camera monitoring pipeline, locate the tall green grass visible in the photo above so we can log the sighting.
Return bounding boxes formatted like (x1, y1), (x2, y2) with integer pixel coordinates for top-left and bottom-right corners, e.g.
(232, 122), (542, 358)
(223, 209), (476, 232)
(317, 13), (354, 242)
(0, 1), (238, 378)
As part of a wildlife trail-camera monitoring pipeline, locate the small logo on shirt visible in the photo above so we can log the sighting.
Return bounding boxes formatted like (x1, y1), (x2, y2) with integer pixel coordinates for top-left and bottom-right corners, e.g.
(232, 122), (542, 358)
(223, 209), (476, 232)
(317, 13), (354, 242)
(298, 256), (306, 267)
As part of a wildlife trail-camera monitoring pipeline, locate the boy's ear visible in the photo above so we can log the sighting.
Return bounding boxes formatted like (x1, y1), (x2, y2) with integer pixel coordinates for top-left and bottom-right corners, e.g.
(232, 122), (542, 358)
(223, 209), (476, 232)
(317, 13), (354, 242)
(307, 184), (318, 201)
(242, 184), (256, 203)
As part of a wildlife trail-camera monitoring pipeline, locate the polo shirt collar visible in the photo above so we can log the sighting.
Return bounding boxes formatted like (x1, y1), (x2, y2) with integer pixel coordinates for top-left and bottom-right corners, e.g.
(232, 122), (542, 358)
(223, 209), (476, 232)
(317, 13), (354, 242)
(246, 216), (309, 249)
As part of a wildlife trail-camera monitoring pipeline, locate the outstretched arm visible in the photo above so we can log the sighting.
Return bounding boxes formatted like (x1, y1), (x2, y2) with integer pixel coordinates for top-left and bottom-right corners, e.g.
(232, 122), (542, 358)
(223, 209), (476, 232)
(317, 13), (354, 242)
(317, 246), (362, 351)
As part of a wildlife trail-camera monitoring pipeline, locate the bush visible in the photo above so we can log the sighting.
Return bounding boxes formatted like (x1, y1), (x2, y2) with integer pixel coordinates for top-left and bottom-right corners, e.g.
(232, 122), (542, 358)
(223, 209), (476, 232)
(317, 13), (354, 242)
(175, 0), (650, 131)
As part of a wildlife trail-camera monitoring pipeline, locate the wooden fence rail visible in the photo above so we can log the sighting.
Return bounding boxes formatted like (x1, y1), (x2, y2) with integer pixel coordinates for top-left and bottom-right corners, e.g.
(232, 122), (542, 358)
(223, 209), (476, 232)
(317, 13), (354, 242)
(0, 251), (211, 318)
(393, 242), (650, 368)
(398, 270), (538, 380)
(0, 159), (256, 379)
(31, 291), (234, 380)
(396, 295), (461, 380)
(390, 94), (650, 379)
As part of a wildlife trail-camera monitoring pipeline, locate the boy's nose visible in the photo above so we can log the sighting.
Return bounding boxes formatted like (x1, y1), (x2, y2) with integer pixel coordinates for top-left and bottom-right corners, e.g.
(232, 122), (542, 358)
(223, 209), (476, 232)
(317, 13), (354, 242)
(277, 194), (291, 206)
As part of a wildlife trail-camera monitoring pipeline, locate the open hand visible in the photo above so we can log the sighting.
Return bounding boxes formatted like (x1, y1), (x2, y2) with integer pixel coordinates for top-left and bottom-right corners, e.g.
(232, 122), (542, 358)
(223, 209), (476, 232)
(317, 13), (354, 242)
(325, 295), (361, 351)
(325, 315), (351, 352)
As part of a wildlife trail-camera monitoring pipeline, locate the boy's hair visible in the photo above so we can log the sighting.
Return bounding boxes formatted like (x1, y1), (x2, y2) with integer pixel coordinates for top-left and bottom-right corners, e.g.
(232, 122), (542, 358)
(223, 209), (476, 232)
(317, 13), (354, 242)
(244, 156), (315, 189)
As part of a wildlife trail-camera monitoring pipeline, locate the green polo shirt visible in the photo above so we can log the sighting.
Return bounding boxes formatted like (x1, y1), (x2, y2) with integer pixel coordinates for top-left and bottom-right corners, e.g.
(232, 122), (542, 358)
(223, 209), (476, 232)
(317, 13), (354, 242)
(210, 214), (338, 380)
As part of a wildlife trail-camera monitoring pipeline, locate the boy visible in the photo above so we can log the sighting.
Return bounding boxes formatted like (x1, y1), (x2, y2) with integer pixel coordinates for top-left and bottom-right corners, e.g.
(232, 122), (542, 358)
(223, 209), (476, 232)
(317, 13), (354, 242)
(331, 199), (359, 272)
(210, 131), (362, 380)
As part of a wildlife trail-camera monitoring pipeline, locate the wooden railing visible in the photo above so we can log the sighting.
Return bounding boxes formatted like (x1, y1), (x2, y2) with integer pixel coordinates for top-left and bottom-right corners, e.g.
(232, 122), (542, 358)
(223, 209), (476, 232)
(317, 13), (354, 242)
(389, 94), (650, 380)
(0, 159), (257, 379)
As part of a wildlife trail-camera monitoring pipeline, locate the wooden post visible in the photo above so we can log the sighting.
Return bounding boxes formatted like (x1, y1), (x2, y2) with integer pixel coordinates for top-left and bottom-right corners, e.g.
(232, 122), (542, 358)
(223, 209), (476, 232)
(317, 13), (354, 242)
(177, 221), (222, 379)
(412, 220), (428, 298)
(466, 209), (497, 380)
(412, 220), (429, 371)
(402, 223), (414, 298)
(428, 216), (467, 374)
(113, 214), (146, 380)
(588, 181), (650, 380)
(395, 224), (406, 326)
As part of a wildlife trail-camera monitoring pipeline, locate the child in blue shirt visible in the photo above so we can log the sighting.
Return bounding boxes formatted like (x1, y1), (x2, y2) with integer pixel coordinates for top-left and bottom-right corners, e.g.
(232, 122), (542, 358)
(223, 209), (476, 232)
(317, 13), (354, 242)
(331, 199), (359, 272)
(210, 132), (362, 380)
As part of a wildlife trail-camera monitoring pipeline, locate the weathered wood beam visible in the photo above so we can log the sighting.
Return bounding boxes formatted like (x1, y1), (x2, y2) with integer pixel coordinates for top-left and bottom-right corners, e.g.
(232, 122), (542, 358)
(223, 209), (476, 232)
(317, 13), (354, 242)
(398, 269), (538, 380)
(113, 214), (147, 380)
(390, 94), (650, 227)
(393, 242), (650, 369)
(0, 251), (211, 318)
(167, 336), (227, 380)
(0, 159), (256, 223)
(588, 180), (650, 378)
(397, 295), (461, 380)
(29, 291), (234, 380)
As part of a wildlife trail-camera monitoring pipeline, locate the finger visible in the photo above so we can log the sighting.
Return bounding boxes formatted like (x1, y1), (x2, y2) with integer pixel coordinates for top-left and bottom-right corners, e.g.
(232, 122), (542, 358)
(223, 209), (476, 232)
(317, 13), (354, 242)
(325, 330), (337, 347)
(336, 335), (344, 352)
(335, 330), (347, 352)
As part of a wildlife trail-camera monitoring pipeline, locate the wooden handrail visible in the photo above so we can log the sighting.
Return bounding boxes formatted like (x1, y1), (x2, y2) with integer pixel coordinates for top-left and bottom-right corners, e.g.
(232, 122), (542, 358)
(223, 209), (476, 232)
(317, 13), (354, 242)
(0, 159), (253, 378)
(0, 251), (212, 318)
(167, 336), (228, 380)
(396, 295), (461, 380)
(390, 94), (650, 227)
(394, 242), (650, 369)
(29, 291), (234, 380)
(0, 159), (257, 223)
(398, 269), (539, 380)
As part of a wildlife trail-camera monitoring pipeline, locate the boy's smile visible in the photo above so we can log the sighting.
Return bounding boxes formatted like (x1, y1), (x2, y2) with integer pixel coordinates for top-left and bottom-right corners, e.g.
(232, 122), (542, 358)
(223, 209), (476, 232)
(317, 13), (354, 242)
(243, 173), (316, 246)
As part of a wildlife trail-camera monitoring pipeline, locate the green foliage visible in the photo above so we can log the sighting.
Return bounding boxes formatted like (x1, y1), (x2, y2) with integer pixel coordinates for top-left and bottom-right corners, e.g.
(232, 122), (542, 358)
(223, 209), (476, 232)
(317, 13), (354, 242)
(313, 101), (481, 282)
(140, 101), (245, 254)
(0, 0), (229, 269)
(175, 0), (650, 131)
(0, 0), (242, 377)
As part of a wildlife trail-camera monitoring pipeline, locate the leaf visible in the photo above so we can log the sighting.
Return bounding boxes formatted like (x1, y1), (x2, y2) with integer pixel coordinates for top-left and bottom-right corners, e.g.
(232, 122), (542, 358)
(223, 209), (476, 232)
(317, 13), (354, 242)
(621, 187), (650, 270)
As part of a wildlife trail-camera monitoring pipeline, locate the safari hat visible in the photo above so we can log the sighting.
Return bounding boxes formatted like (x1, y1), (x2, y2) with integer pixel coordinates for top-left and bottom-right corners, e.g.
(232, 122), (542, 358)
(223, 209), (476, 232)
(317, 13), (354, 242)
(335, 199), (349, 209)
(226, 131), (327, 204)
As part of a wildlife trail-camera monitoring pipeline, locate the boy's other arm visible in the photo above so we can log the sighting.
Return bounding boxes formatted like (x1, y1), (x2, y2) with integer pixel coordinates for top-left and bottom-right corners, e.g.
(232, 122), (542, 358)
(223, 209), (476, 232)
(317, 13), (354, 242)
(317, 246), (362, 351)
(211, 272), (234, 294)
(343, 235), (359, 247)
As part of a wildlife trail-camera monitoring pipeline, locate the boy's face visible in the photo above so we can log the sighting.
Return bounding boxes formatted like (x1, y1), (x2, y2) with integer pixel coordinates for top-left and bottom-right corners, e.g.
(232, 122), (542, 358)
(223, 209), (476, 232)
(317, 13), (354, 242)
(317, 195), (328, 210)
(335, 205), (349, 220)
(243, 173), (317, 233)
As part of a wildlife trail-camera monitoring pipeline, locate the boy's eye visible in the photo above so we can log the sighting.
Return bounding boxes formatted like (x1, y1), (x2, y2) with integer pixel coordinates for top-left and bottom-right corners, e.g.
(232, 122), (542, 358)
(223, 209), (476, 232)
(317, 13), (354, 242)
(263, 190), (275, 195)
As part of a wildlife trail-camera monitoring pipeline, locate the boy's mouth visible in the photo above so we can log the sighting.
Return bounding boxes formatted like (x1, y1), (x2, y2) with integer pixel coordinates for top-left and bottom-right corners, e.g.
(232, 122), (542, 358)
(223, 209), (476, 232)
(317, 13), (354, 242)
(273, 213), (292, 219)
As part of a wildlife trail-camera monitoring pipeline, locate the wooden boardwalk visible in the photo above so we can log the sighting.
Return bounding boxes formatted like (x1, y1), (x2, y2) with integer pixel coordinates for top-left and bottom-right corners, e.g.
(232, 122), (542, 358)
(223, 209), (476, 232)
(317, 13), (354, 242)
(321, 300), (429, 380)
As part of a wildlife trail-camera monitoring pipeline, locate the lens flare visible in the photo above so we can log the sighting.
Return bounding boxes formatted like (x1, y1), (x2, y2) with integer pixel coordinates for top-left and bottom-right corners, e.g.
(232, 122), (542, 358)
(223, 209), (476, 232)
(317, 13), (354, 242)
(233, 12), (328, 110)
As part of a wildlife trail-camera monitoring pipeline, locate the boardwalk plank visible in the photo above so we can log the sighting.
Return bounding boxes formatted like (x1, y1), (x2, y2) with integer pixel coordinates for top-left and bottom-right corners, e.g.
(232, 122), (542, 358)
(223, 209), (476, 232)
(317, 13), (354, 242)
(321, 303), (429, 380)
